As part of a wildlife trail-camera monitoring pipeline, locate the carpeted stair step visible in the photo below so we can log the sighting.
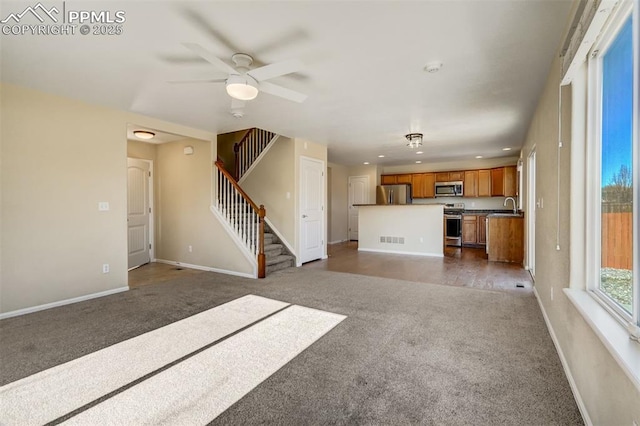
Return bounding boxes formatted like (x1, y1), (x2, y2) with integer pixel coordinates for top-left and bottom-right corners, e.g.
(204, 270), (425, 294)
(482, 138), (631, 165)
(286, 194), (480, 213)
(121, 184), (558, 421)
(266, 254), (295, 274)
(264, 233), (275, 245)
(264, 243), (284, 257)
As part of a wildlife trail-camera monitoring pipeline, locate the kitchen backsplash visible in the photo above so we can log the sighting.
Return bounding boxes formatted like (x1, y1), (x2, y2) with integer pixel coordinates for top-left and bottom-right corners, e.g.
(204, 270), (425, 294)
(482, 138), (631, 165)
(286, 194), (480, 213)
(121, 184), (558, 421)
(413, 196), (511, 210)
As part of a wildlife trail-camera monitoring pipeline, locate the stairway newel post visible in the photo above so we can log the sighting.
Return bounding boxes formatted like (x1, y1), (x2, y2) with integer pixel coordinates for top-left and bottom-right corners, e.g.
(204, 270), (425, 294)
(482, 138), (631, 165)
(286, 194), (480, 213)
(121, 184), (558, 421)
(258, 205), (266, 278)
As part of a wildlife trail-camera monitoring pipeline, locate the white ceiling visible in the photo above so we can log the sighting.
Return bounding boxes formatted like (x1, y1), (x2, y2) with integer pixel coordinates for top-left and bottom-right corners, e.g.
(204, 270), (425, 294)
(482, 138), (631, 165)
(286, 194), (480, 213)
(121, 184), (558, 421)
(1, 0), (573, 166)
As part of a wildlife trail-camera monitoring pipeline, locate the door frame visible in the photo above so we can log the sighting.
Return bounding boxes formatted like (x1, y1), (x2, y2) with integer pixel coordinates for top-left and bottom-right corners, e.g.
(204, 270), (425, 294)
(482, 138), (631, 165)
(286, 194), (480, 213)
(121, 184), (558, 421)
(348, 175), (370, 241)
(526, 148), (536, 280)
(297, 155), (326, 266)
(127, 157), (154, 269)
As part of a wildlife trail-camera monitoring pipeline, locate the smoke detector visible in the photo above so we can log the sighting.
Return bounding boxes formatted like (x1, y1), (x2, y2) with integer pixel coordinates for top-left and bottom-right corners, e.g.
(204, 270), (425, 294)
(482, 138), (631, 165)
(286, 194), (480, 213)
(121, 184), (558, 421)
(424, 61), (443, 73)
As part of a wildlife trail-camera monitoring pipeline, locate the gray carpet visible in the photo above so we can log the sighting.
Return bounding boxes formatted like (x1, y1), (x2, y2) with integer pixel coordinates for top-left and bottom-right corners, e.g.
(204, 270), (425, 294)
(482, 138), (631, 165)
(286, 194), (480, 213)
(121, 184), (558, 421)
(0, 267), (583, 425)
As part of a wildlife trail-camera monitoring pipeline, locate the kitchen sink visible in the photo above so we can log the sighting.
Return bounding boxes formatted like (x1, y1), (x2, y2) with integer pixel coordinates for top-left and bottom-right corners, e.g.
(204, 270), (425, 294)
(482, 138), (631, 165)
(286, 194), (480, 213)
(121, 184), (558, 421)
(488, 213), (524, 217)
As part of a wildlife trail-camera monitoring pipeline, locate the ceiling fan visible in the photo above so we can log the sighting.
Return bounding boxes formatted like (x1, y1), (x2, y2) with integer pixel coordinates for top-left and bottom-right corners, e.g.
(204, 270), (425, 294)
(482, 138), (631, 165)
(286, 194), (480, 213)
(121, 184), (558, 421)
(175, 42), (308, 108)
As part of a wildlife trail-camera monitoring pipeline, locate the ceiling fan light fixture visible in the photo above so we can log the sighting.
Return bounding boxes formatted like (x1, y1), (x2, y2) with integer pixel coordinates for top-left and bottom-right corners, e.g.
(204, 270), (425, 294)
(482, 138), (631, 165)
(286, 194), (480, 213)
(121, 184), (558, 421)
(226, 74), (259, 101)
(133, 130), (155, 140)
(405, 133), (423, 149)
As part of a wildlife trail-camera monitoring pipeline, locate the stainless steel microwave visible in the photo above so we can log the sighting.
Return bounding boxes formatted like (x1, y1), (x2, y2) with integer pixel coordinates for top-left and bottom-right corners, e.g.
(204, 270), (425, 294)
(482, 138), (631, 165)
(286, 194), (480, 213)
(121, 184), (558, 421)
(435, 181), (463, 197)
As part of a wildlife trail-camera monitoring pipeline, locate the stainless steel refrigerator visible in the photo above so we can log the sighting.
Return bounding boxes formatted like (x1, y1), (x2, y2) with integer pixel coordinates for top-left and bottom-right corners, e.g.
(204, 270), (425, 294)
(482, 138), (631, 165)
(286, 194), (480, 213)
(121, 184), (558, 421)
(376, 184), (412, 205)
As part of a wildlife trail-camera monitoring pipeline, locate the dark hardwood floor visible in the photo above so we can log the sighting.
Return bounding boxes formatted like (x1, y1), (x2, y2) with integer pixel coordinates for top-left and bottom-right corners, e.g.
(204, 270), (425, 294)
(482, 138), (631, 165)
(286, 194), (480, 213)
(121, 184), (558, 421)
(303, 242), (532, 292)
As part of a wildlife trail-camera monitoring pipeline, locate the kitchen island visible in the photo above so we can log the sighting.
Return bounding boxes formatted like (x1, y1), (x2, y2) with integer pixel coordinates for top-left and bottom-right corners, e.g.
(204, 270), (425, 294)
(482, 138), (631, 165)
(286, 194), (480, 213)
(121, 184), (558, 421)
(357, 204), (444, 257)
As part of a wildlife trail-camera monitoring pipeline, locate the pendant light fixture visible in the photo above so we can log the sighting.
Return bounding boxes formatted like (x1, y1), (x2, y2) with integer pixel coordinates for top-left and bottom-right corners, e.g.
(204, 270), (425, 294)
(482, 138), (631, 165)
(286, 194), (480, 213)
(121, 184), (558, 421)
(405, 133), (423, 149)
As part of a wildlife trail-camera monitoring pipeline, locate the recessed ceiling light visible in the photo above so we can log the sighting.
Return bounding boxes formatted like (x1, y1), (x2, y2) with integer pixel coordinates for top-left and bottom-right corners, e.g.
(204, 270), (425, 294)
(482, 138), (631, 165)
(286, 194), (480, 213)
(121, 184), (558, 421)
(416, 161), (422, 164)
(378, 155), (385, 158)
(475, 155), (483, 159)
(363, 162), (370, 165)
(133, 130), (155, 140)
(502, 147), (512, 151)
(416, 151), (423, 154)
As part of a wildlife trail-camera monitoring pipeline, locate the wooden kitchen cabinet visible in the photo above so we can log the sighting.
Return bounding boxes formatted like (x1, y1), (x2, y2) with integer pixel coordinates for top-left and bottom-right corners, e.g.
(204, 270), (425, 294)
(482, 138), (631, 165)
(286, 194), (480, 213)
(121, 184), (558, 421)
(462, 215), (478, 245)
(396, 174), (412, 184)
(488, 216), (524, 263)
(381, 175), (397, 184)
(411, 174), (425, 198)
(423, 173), (435, 198)
(478, 170), (491, 197)
(491, 166), (517, 197)
(411, 173), (435, 198)
(462, 213), (487, 246)
(435, 172), (450, 182)
(491, 168), (504, 196)
(449, 171), (464, 181)
(463, 170), (478, 197)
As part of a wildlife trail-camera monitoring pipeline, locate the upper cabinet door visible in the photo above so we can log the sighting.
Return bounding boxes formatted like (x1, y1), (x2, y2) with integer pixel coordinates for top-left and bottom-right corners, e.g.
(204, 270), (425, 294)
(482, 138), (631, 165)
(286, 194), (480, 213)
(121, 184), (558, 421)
(503, 166), (517, 197)
(424, 173), (436, 198)
(464, 170), (478, 197)
(396, 174), (412, 184)
(435, 172), (450, 182)
(411, 174), (425, 198)
(449, 171), (464, 181)
(381, 175), (397, 185)
(491, 167), (505, 196)
(478, 170), (492, 197)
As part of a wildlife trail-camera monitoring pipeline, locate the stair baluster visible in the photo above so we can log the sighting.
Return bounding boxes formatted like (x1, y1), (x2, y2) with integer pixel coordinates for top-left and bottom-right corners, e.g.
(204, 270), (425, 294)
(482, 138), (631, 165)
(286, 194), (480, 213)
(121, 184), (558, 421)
(233, 128), (276, 181)
(214, 161), (266, 278)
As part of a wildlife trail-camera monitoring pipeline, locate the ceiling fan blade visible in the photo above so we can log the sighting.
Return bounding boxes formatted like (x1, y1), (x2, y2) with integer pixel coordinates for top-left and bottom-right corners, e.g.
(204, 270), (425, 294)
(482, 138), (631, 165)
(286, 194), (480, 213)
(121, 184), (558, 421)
(253, 28), (309, 56)
(182, 42), (237, 75)
(259, 81), (307, 103)
(247, 59), (304, 82)
(181, 9), (243, 54)
(167, 78), (227, 84)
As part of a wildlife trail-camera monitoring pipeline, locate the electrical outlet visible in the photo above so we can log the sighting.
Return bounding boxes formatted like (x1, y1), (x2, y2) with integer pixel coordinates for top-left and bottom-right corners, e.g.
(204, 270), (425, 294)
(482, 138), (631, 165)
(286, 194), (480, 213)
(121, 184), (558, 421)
(188, 245), (193, 253)
(102, 264), (109, 274)
(551, 287), (554, 301)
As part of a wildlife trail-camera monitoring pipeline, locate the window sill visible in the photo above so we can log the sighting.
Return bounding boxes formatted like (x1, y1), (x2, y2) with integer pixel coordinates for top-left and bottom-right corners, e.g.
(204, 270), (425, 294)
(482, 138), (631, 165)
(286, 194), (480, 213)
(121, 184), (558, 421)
(564, 288), (640, 392)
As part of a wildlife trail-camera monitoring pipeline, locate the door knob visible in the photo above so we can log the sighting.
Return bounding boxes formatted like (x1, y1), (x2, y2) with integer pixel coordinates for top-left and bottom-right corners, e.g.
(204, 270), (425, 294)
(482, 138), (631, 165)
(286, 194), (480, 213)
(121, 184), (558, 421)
(302, 214), (308, 218)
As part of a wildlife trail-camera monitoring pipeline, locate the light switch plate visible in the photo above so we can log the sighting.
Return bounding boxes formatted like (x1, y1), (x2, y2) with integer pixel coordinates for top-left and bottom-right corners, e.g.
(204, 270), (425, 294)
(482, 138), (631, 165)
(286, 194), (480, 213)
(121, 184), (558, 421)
(98, 202), (109, 211)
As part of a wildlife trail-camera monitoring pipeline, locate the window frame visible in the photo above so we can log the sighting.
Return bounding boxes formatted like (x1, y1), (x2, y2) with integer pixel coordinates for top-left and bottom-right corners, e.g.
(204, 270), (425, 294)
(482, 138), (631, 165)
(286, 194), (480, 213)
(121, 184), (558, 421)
(586, 1), (638, 328)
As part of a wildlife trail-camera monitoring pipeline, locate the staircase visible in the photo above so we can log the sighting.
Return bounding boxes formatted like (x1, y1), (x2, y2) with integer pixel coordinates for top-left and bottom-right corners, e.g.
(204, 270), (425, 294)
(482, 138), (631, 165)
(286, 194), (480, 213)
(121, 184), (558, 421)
(264, 222), (295, 274)
(214, 128), (294, 277)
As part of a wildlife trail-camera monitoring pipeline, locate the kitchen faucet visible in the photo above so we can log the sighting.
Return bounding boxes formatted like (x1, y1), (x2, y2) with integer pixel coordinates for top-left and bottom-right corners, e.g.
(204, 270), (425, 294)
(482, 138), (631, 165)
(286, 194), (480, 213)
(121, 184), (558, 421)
(504, 197), (517, 214)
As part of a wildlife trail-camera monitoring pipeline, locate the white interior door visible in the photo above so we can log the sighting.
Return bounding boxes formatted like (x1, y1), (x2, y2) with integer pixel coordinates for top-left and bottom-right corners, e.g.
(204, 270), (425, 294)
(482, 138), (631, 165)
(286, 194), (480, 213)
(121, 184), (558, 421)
(527, 149), (536, 279)
(348, 176), (370, 241)
(300, 157), (325, 264)
(127, 158), (151, 269)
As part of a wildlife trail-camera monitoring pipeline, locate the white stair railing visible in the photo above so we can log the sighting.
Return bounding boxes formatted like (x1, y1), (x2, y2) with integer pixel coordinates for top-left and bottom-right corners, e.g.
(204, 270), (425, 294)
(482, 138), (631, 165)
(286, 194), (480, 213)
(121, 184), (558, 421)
(234, 128), (276, 180)
(214, 161), (266, 278)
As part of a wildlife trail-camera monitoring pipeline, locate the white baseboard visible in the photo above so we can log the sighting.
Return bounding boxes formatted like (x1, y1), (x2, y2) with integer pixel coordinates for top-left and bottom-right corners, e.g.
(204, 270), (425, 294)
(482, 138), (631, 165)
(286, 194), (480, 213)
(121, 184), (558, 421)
(357, 248), (444, 258)
(328, 239), (348, 245)
(0, 286), (129, 320)
(533, 288), (591, 426)
(154, 259), (256, 279)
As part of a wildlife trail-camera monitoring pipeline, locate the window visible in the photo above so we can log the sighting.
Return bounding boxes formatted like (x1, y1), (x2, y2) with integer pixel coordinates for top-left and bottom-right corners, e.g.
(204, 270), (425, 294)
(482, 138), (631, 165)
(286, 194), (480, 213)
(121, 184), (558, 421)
(588, 2), (638, 330)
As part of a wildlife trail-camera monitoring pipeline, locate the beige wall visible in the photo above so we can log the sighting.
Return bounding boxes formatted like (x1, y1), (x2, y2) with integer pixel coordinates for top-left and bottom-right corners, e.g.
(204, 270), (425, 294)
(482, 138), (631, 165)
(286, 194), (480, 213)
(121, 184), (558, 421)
(154, 139), (253, 275)
(0, 83), (254, 314)
(328, 163), (349, 243)
(520, 52), (640, 423)
(240, 136), (296, 251)
(216, 130), (247, 178)
(358, 205), (443, 256)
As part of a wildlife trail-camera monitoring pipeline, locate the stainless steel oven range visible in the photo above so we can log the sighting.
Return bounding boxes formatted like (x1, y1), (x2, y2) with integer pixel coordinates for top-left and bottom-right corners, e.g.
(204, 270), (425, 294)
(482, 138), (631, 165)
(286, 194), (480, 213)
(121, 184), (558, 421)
(444, 203), (465, 247)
